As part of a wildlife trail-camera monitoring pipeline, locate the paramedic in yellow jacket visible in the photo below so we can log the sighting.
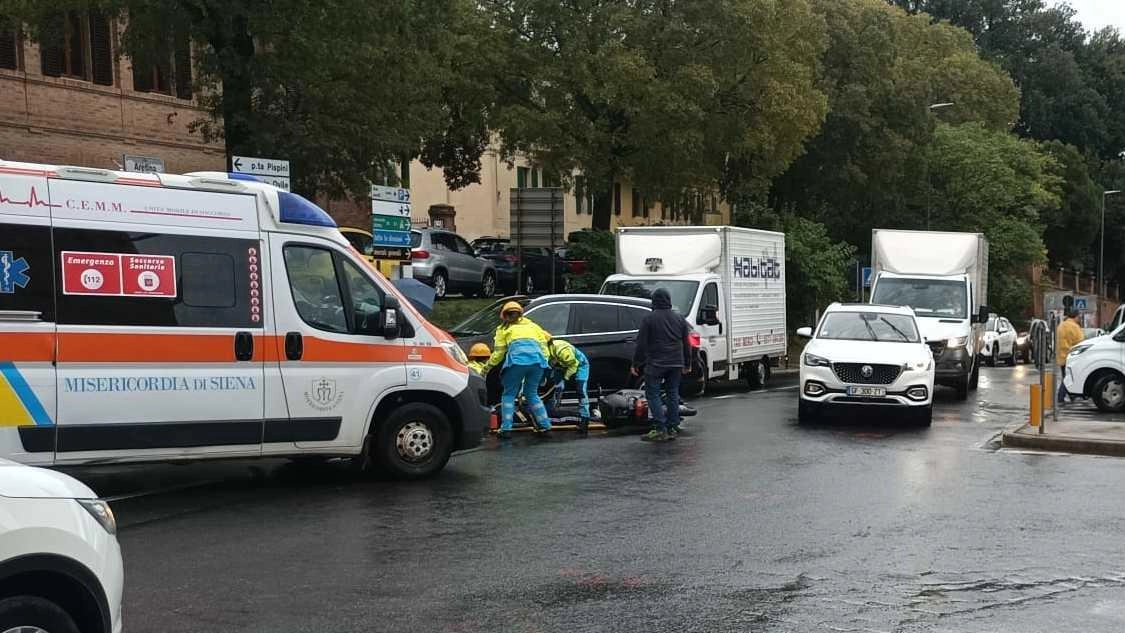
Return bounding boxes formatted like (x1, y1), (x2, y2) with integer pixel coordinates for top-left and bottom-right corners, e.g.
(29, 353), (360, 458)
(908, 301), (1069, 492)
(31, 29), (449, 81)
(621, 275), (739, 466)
(547, 338), (591, 436)
(467, 343), (491, 375)
(481, 302), (553, 437)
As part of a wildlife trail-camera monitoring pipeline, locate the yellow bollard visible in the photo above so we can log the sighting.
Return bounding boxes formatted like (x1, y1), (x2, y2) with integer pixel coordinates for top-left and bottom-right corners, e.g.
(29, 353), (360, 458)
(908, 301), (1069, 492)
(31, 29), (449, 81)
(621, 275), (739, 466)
(1044, 373), (1054, 412)
(1030, 384), (1042, 427)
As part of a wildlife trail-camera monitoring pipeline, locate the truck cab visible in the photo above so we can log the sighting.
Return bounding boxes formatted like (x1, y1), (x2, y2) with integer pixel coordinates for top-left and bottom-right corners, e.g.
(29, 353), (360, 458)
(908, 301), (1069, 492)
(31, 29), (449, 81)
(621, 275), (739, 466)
(869, 271), (987, 399)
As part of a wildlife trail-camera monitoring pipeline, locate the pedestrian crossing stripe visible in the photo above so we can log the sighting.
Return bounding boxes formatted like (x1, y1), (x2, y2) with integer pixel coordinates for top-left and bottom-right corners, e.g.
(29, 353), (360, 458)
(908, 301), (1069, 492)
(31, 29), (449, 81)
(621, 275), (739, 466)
(0, 362), (52, 427)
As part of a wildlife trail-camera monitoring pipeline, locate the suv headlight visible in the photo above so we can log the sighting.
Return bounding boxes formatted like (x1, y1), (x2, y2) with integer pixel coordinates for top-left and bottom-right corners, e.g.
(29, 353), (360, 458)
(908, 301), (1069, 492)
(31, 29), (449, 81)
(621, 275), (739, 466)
(77, 499), (117, 535)
(803, 353), (831, 367)
(946, 337), (968, 348)
(1069, 344), (1093, 358)
(441, 340), (468, 366)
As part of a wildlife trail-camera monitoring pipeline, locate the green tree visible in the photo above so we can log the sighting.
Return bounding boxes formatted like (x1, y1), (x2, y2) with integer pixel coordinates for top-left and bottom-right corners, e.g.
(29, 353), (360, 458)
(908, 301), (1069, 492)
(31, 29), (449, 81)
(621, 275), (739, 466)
(770, 0), (1019, 249)
(485, 0), (829, 230)
(1039, 141), (1101, 269)
(782, 216), (857, 328)
(13, 0), (495, 198)
(926, 122), (1057, 316)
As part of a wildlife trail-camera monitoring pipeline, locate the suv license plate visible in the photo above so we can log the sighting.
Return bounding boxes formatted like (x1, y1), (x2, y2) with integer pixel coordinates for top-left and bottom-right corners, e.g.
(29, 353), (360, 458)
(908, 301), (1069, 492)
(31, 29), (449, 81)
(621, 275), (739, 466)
(847, 386), (886, 397)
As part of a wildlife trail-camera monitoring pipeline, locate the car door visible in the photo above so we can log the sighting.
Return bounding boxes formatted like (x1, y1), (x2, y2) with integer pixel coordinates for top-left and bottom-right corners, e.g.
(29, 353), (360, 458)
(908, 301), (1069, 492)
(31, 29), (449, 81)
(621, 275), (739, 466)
(452, 234), (483, 287)
(270, 236), (406, 451)
(695, 281), (727, 373)
(999, 318), (1016, 356)
(566, 301), (632, 393)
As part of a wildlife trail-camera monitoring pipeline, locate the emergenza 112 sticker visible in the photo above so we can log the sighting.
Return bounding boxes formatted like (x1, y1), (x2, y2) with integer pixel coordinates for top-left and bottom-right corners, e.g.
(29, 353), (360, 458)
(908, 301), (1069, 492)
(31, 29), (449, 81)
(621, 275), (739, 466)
(61, 251), (177, 298)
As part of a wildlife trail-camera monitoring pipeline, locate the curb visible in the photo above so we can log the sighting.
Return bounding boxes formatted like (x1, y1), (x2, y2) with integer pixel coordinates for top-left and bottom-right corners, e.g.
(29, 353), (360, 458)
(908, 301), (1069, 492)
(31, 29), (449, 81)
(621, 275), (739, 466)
(1001, 424), (1125, 457)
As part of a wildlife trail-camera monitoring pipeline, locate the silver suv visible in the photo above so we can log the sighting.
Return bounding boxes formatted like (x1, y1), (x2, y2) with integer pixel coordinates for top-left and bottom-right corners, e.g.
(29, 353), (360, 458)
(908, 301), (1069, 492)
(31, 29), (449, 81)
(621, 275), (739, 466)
(410, 229), (497, 298)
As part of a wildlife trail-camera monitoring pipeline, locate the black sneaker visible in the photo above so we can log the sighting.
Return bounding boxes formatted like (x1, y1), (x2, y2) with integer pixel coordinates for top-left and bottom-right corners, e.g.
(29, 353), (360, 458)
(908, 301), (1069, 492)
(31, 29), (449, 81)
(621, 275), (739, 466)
(496, 430), (512, 440)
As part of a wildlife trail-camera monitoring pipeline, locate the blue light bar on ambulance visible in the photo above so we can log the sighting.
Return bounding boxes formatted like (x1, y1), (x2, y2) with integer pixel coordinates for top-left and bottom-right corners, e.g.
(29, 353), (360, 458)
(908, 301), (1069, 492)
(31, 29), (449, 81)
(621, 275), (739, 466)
(278, 191), (337, 228)
(228, 172), (262, 182)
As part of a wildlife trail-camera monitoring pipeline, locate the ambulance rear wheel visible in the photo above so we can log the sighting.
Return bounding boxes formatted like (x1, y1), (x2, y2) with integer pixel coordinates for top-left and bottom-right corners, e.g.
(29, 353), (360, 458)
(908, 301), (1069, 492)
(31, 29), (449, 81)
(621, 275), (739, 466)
(374, 403), (453, 479)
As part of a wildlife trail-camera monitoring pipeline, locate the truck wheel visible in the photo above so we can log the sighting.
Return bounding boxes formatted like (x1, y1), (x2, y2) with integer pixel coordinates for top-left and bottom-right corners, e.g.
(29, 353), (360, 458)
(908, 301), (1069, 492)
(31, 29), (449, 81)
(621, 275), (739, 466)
(988, 344), (998, 367)
(0, 596), (81, 633)
(1093, 374), (1125, 413)
(373, 403), (454, 479)
(969, 359), (980, 390)
(747, 360), (769, 390)
(1005, 351), (1017, 367)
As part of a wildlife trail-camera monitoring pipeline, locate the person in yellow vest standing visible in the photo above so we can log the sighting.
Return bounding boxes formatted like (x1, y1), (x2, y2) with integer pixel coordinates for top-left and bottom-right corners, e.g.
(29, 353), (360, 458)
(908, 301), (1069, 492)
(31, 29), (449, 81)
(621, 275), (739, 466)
(481, 302), (553, 439)
(467, 343), (491, 375)
(1056, 307), (1085, 403)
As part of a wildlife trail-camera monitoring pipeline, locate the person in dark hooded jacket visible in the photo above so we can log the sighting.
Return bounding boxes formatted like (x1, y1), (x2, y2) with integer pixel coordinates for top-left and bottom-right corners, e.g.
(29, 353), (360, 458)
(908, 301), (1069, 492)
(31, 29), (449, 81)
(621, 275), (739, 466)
(632, 288), (692, 442)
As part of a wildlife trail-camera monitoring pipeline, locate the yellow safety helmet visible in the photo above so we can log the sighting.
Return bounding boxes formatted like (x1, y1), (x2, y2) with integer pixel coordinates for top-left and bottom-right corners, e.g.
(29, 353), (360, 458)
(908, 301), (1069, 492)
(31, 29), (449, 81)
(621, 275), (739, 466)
(500, 301), (524, 319)
(468, 343), (491, 359)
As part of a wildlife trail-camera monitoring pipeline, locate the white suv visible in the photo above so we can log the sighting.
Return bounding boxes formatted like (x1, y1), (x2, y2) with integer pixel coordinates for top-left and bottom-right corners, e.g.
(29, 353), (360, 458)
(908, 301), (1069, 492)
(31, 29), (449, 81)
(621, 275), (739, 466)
(0, 459), (123, 633)
(1063, 328), (1124, 411)
(797, 303), (936, 425)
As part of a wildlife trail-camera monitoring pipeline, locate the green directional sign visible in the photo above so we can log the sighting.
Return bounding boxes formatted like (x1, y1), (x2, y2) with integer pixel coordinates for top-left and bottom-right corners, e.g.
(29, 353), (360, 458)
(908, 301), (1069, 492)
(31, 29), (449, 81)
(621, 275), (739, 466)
(372, 214), (412, 232)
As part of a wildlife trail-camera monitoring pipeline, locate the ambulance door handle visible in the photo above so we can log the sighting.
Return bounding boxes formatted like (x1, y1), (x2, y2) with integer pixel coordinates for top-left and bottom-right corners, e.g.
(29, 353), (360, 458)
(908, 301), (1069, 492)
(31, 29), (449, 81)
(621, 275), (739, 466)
(234, 331), (254, 361)
(285, 332), (304, 361)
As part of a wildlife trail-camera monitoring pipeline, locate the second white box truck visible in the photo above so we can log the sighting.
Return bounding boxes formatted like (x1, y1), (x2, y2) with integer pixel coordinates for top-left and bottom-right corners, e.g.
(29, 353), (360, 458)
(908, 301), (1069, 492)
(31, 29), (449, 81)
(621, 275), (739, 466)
(600, 226), (786, 395)
(869, 229), (990, 400)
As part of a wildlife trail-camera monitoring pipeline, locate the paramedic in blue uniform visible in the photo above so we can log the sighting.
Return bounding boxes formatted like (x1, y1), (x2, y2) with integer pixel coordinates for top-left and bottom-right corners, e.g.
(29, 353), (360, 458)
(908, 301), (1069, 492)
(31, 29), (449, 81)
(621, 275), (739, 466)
(481, 301), (553, 439)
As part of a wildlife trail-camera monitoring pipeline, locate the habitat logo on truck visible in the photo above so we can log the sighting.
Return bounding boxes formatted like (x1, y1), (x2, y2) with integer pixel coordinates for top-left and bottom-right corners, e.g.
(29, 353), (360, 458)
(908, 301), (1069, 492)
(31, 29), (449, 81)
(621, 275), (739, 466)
(732, 254), (783, 280)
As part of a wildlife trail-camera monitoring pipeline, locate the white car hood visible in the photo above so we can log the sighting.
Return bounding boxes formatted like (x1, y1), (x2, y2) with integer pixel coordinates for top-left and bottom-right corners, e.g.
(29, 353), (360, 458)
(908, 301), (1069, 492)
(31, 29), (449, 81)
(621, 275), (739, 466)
(806, 339), (930, 365)
(915, 318), (971, 342)
(0, 459), (96, 499)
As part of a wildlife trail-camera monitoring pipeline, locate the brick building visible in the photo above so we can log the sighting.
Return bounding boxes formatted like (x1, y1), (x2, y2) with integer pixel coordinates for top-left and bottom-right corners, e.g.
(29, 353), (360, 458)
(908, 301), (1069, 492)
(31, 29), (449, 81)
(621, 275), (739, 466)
(0, 11), (224, 175)
(0, 11), (728, 240)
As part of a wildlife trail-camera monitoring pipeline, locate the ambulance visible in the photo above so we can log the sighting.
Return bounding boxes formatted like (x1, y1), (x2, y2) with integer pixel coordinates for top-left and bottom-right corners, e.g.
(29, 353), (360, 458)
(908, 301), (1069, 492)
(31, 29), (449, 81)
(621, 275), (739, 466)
(0, 160), (487, 479)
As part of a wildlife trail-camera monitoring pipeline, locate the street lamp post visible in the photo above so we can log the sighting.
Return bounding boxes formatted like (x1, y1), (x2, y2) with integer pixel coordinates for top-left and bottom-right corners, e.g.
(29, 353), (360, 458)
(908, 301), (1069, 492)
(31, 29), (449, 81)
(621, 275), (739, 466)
(1101, 190), (1121, 298)
(925, 103), (955, 230)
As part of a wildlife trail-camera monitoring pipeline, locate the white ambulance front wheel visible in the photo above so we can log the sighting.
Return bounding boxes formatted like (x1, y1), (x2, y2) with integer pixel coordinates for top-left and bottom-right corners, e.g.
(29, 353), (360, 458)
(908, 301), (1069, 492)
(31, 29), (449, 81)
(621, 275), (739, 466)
(373, 403), (454, 479)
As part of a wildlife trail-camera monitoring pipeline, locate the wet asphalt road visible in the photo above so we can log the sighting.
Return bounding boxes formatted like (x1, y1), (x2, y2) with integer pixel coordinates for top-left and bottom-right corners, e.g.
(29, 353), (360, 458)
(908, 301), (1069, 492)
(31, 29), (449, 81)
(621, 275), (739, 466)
(66, 366), (1125, 632)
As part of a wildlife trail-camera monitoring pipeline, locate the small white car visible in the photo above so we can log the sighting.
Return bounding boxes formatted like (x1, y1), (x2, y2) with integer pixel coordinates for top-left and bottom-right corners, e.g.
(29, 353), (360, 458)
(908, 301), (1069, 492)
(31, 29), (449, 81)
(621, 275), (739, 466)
(0, 459), (123, 633)
(980, 314), (1018, 366)
(797, 303), (936, 425)
(1063, 327), (1124, 411)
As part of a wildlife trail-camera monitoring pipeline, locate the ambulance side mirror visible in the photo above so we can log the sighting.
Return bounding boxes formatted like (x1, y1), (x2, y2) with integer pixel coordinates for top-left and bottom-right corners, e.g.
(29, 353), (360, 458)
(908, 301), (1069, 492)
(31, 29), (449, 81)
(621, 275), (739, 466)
(380, 295), (403, 340)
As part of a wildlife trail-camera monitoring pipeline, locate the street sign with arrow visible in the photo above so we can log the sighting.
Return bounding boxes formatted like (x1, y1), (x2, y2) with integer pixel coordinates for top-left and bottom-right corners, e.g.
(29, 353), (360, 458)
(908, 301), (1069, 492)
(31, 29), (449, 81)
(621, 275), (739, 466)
(231, 155), (291, 191)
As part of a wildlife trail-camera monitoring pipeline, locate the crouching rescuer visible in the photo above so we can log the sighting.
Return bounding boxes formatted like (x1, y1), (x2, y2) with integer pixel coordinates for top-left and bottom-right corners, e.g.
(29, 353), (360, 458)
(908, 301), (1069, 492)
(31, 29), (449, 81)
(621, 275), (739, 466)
(481, 302), (553, 438)
(547, 337), (592, 436)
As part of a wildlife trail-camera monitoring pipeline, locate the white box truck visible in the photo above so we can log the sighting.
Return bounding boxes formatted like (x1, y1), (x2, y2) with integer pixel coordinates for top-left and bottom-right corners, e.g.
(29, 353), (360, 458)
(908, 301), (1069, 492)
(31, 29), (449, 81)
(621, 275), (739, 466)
(869, 229), (990, 400)
(600, 226), (786, 394)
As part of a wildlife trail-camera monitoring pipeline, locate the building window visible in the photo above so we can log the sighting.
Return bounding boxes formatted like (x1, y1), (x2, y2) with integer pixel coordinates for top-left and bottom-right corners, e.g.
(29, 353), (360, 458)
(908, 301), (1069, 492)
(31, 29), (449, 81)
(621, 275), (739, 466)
(530, 168), (540, 188)
(516, 166), (529, 189)
(40, 10), (113, 85)
(643, 196), (650, 218)
(631, 187), (642, 217)
(613, 182), (621, 216)
(0, 20), (19, 70)
(133, 28), (192, 99)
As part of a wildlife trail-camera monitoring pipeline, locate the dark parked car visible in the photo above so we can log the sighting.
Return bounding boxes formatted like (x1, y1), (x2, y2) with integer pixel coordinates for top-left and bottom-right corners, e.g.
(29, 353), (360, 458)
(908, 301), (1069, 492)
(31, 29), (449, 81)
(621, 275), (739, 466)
(451, 294), (705, 403)
(471, 238), (570, 295)
(450, 295), (653, 402)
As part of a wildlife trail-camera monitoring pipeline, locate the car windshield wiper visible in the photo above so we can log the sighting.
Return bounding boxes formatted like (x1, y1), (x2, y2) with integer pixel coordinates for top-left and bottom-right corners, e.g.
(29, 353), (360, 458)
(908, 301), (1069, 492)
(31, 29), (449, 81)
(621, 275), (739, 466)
(863, 319), (878, 341)
(880, 317), (911, 342)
